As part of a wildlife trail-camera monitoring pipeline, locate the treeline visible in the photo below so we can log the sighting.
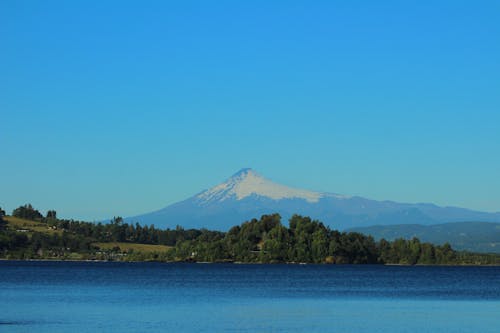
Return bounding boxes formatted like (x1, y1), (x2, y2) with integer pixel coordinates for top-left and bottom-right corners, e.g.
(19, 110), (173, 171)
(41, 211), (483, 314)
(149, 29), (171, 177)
(8, 204), (208, 245)
(1, 204), (499, 265)
(46, 216), (209, 246)
(1, 204), (210, 260)
(172, 214), (497, 265)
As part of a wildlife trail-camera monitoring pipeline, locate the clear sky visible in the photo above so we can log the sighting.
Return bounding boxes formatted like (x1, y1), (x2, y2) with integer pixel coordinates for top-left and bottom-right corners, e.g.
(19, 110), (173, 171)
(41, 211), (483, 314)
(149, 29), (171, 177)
(1, 1), (499, 220)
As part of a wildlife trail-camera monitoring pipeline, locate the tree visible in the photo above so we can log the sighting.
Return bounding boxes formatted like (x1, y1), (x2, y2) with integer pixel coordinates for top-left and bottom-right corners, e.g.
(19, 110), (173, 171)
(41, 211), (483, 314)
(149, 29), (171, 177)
(418, 243), (436, 264)
(111, 216), (123, 225)
(436, 242), (456, 264)
(46, 210), (57, 220)
(377, 238), (392, 263)
(12, 204), (43, 221)
(408, 237), (422, 265)
(0, 211), (6, 231)
(263, 224), (290, 262)
(110, 217), (125, 242)
(311, 228), (328, 263)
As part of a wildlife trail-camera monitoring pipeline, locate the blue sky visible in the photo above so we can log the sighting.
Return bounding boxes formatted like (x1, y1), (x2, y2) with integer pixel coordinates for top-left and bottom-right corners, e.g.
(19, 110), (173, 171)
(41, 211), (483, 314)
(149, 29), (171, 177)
(1, 1), (499, 220)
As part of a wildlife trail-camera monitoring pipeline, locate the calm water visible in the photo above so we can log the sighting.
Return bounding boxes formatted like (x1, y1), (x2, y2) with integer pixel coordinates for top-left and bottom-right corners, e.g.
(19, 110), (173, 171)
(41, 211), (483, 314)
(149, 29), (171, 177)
(1, 261), (499, 332)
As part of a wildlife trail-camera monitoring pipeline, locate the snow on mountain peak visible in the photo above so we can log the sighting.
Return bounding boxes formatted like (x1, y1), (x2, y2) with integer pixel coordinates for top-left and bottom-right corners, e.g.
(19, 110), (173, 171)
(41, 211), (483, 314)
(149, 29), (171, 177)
(196, 168), (324, 204)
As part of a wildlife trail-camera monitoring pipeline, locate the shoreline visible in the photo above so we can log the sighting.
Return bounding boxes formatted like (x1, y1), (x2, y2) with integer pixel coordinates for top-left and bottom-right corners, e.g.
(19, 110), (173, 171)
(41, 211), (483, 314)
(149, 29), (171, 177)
(1, 258), (499, 266)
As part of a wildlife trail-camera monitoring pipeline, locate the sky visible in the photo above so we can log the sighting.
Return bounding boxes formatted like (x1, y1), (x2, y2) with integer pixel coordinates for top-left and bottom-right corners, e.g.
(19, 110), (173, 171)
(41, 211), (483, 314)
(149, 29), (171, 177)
(1, 1), (499, 220)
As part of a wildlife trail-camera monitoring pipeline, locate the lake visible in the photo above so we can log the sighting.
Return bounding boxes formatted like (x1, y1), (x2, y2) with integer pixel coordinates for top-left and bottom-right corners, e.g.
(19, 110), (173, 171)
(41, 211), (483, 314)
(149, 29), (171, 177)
(1, 261), (499, 332)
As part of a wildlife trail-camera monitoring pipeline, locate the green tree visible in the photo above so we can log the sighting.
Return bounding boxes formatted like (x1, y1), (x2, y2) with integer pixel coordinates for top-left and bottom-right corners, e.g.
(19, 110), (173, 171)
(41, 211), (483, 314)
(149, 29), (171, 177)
(436, 242), (456, 264)
(377, 238), (392, 263)
(263, 224), (290, 262)
(311, 228), (328, 263)
(408, 237), (422, 265)
(418, 243), (436, 264)
(12, 204), (43, 221)
(0, 207), (6, 230)
(46, 210), (57, 220)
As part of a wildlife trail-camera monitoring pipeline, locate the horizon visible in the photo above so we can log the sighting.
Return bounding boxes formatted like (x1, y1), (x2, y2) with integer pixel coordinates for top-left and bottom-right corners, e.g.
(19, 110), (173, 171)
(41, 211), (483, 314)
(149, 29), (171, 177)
(2, 1), (500, 220)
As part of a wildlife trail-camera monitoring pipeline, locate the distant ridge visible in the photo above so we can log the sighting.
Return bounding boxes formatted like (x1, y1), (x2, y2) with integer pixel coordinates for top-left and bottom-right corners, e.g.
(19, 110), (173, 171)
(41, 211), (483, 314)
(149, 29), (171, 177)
(127, 168), (500, 232)
(348, 222), (500, 254)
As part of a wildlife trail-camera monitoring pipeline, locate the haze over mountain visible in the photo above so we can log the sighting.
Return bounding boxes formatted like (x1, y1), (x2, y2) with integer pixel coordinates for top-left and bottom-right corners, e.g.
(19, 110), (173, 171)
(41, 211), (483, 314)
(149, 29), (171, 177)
(128, 168), (500, 231)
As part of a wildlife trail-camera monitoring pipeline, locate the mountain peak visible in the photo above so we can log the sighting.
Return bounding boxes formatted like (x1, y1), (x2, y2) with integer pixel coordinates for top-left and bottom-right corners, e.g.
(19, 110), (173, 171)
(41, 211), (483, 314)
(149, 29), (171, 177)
(196, 168), (323, 204)
(131, 169), (500, 232)
(232, 167), (253, 175)
(230, 168), (257, 180)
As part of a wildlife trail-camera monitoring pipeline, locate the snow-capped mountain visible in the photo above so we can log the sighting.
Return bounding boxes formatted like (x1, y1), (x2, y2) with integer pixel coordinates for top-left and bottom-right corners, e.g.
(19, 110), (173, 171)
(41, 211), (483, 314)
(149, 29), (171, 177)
(127, 168), (500, 231)
(196, 168), (339, 204)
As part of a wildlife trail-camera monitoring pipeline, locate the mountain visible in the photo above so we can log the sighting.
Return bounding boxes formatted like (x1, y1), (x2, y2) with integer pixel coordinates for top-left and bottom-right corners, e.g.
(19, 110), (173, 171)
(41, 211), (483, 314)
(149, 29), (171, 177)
(127, 168), (500, 231)
(347, 222), (500, 253)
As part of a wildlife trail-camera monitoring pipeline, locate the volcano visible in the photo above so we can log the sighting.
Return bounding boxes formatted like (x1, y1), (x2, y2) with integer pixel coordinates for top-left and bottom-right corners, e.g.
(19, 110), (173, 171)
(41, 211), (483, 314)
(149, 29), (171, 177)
(127, 168), (500, 231)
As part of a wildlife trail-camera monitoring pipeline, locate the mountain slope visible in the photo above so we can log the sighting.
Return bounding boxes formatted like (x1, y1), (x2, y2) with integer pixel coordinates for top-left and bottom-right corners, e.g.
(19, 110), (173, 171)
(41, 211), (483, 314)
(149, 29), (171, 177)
(348, 222), (500, 253)
(196, 168), (326, 203)
(127, 168), (500, 231)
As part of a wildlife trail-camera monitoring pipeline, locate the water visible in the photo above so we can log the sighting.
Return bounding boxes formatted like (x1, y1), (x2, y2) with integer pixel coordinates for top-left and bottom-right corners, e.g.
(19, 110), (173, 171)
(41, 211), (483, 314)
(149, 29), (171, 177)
(1, 261), (499, 332)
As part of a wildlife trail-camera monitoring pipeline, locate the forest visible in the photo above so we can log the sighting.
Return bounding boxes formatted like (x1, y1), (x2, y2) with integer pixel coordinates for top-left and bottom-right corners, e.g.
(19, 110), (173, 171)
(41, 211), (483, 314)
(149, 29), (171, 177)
(1, 204), (499, 265)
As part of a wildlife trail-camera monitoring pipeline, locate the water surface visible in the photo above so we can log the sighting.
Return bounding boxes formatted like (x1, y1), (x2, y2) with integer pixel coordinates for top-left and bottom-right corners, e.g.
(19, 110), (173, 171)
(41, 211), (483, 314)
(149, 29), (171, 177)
(1, 261), (499, 332)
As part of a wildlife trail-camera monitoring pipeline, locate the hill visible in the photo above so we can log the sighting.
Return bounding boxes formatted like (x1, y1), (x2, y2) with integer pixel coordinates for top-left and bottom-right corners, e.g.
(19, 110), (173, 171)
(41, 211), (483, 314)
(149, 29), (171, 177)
(1, 208), (499, 265)
(348, 222), (500, 253)
(0, 215), (173, 261)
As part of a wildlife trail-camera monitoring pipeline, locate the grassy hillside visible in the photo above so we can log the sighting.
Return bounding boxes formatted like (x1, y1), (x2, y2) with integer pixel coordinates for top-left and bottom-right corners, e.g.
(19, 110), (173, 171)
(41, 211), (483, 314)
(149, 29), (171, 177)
(4, 216), (63, 235)
(93, 242), (171, 253)
(1, 216), (173, 261)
